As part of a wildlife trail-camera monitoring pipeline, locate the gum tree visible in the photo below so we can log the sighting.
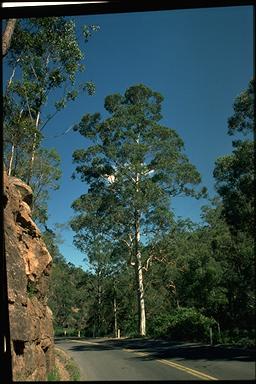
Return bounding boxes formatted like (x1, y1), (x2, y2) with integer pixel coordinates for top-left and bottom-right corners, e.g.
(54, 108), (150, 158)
(213, 80), (254, 330)
(214, 79), (254, 236)
(71, 84), (206, 336)
(4, 17), (98, 182)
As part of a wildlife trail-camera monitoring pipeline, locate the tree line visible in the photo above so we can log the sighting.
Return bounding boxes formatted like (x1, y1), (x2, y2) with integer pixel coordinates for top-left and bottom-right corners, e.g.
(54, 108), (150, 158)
(3, 18), (254, 346)
(49, 80), (254, 346)
(3, 16), (98, 224)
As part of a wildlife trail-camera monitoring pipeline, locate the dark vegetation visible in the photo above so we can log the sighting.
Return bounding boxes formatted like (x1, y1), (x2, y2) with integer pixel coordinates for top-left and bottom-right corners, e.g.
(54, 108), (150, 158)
(3, 17), (254, 348)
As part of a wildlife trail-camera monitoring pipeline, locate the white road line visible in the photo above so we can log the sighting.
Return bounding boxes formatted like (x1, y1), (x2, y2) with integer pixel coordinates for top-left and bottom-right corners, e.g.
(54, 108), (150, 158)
(70, 339), (99, 346)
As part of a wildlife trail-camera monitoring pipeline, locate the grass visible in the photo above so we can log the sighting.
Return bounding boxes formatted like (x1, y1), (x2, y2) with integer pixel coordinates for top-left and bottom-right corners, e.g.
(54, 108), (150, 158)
(53, 347), (81, 381)
(47, 367), (60, 381)
(66, 359), (81, 381)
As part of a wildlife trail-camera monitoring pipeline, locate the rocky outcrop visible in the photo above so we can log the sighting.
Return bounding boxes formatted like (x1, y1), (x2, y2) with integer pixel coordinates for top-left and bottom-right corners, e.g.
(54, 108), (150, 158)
(4, 172), (54, 381)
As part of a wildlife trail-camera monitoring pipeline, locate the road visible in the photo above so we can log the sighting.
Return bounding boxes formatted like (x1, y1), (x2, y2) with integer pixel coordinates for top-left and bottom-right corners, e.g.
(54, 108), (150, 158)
(55, 337), (255, 381)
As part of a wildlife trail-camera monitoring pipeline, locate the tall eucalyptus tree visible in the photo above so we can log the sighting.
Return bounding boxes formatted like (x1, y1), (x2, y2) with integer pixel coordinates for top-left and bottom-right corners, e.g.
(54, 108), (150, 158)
(71, 84), (206, 336)
(4, 17), (98, 182)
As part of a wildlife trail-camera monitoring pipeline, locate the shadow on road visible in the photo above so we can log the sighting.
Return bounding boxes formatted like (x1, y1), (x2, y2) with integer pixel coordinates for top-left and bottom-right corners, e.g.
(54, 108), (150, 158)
(59, 337), (255, 363)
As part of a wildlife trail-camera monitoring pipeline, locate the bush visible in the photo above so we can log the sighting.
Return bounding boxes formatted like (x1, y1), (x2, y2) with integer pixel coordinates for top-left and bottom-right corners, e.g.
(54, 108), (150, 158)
(148, 313), (171, 338)
(54, 327), (65, 337)
(148, 307), (217, 342)
(122, 316), (138, 338)
(220, 328), (255, 348)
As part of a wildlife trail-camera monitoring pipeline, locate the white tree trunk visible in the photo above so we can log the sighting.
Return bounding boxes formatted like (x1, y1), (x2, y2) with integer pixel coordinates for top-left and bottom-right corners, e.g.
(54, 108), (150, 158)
(134, 169), (146, 336)
(6, 59), (19, 92)
(135, 212), (146, 336)
(113, 297), (118, 338)
(27, 111), (40, 184)
(7, 109), (23, 177)
(7, 144), (15, 176)
(136, 252), (146, 336)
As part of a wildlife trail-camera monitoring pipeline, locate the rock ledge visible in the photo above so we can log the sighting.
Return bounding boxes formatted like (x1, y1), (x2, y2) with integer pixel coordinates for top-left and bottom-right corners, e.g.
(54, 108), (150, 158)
(4, 172), (54, 381)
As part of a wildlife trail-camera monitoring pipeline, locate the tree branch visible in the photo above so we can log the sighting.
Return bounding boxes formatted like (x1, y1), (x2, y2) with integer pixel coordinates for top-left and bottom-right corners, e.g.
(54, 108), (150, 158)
(5, 58), (20, 94)
(40, 109), (59, 132)
(2, 19), (16, 57)
(24, 89), (34, 124)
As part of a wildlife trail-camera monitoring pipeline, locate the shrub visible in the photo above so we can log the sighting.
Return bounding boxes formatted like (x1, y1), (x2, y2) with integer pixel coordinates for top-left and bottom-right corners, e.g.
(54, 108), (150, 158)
(168, 308), (216, 341)
(148, 313), (171, 338)
(220, 329), (255, 347)
(54, 327), (64, 337)
(122, 316), (138, 338)
(148, 307), (217, 342)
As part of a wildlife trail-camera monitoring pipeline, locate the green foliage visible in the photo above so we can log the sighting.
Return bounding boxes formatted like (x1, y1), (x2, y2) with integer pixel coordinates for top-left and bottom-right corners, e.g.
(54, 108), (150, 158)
(49, 350), (81, 381)
(83, 24), (100, 42)
(66, 359), (80, 381)
(46, 83), (254, 346)
(143, 216), (228, 321)
(48, 257), (90, 332)
(46, 229), (110, 337)
(27, 280), (38, 298)
(227, 79), (254, 136)
(211, 80), (255, 332)
(13, 147), (61, 225)
(3, 97), (41, 163)
(220, 329), (256, 348)
(4, 16), (98, 224)
(6, 16), (98, 117)
(148, 308), (217, 342)
(213, 140), (254, 235)
(71, 83), (205, 336)
(71, 83), (205, 245)
(214, 80), (254, 236)
(47, 367), (60, 381)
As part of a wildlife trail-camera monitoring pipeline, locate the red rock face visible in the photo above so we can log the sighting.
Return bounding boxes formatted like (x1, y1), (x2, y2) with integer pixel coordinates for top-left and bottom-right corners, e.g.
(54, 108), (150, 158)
(4, 172), (54, 381)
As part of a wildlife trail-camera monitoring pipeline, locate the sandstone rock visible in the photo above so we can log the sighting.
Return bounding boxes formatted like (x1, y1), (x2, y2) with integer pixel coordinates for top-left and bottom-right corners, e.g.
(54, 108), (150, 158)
(9, 304), (32, 341)
(4, 172), (55, 381)
(9, 176), (33, 206)
(16, 202), (40, 239)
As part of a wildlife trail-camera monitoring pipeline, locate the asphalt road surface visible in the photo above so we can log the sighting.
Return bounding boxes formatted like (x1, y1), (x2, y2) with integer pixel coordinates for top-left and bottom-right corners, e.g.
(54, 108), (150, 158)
(55, 337), (255, 381)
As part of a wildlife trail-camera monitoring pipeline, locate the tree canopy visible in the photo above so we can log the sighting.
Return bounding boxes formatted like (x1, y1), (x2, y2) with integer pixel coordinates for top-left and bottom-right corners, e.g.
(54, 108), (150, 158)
(3, 16), (98, 225)
(44, 81), (255, 347)
(71, 84), (206, 336)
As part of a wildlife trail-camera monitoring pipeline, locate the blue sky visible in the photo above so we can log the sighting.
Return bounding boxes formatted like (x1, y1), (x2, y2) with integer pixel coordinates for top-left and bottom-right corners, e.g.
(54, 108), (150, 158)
(4, 6), (253, 269)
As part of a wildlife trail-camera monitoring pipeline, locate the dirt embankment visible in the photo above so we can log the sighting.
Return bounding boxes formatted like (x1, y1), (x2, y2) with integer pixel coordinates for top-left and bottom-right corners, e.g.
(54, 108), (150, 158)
(52, 347), (81, 381)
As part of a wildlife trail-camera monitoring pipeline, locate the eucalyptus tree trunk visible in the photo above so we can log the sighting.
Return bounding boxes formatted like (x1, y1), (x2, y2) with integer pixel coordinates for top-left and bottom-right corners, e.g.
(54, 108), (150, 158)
(134, 168), (146, 336)
(2, 19), (16, 57)
(6, 109), (23, 177)
(27, 111), (40, 185)
(96, 269), (102, 337)
(5, 63), (20, 178)
(134, 209), (146, 336)
(113, 297), (118, 338)
(7, 144), (15, 176)
(6, 59), (20, 92)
